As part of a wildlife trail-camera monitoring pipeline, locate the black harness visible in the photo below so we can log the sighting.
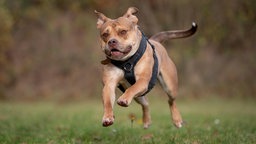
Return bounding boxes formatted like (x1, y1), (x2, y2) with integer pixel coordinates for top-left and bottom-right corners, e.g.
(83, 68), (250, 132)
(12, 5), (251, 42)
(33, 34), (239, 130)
(110, 32), (158, 96)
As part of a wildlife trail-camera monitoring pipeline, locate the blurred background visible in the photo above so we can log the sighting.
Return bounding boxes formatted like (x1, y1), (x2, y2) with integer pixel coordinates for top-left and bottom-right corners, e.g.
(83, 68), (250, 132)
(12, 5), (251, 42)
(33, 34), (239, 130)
(0, 0), (255, 102)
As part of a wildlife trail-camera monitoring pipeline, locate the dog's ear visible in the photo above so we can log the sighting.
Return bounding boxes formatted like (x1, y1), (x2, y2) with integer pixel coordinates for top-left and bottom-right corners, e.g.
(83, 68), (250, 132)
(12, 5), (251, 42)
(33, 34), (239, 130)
(94, 10), (110, 29)
(123, 7), (139, 24)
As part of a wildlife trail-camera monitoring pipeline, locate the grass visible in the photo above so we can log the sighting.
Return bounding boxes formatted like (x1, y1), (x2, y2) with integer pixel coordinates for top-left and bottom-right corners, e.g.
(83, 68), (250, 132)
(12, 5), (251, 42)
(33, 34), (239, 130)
(0, 97), (255, 144)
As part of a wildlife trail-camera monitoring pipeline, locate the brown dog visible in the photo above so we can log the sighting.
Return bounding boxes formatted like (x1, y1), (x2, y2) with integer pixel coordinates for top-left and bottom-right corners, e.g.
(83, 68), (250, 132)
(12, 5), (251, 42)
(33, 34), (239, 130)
(95, 7), (197, 128)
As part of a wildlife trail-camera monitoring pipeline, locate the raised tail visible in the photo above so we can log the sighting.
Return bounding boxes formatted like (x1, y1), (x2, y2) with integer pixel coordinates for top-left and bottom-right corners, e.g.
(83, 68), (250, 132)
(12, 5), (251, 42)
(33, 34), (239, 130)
(150, 22), (197, 43)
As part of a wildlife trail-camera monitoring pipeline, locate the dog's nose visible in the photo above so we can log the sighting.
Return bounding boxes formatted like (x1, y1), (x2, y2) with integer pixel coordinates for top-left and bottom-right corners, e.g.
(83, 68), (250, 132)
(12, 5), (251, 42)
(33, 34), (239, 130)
(108, 39), (118, 47)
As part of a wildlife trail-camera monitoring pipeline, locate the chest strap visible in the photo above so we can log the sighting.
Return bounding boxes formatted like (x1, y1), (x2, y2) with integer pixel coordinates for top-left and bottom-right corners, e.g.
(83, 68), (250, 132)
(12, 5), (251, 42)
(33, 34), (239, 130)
(110, 34), (158, 96)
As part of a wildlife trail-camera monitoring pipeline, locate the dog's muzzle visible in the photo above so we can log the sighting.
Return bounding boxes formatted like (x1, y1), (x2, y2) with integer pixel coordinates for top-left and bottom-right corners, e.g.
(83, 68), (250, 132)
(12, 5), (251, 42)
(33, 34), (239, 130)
(104, 41), (132, 59)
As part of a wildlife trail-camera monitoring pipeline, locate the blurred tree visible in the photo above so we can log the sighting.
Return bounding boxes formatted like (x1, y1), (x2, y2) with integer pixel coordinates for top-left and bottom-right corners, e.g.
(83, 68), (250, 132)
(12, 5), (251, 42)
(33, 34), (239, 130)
(0, 0), (14, 99)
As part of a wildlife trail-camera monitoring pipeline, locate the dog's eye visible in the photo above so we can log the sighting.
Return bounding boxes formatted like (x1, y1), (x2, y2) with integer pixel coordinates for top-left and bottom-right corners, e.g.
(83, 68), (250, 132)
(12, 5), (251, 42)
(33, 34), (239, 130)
(102, 33), (109, 38)
(119, 30), (127, 35)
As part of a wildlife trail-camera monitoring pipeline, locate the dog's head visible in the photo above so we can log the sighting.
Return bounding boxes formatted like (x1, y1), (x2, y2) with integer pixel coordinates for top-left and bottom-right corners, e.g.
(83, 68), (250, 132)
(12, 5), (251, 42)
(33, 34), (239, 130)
(95, 7), (141, 61)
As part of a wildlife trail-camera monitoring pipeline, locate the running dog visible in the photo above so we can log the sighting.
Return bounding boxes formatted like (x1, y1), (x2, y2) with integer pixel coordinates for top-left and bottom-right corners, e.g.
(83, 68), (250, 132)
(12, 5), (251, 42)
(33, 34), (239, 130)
(95, 7), (197, 128)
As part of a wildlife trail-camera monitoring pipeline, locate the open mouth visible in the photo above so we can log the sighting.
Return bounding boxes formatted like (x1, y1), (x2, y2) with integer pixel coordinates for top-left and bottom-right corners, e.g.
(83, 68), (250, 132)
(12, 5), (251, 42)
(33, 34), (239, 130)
(111, 49), (121, 52)
(110, 49), (123, 56)
(110, 46), (132, 57)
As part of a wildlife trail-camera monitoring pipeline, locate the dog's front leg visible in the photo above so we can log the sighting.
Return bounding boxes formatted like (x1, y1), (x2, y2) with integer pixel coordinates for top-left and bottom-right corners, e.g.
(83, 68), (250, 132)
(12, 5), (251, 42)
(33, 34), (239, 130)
(117, 78), (149, 107)
(102, 65), (123, 127)
(102, 84), (116, 127)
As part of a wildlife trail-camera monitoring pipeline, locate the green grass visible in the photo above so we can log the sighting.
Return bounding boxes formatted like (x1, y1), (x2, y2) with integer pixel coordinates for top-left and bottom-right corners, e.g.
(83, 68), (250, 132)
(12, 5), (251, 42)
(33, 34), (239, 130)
(0, 97), (255, 144)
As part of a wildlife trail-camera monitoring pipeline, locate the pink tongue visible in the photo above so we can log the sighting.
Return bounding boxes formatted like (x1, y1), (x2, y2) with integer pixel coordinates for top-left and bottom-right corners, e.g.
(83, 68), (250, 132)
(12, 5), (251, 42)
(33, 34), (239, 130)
(111, 51), (123, 56)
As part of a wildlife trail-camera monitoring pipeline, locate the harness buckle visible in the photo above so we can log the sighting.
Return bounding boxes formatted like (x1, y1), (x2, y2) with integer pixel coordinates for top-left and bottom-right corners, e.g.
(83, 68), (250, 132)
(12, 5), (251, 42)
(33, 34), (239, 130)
(123, 63), (133, 72)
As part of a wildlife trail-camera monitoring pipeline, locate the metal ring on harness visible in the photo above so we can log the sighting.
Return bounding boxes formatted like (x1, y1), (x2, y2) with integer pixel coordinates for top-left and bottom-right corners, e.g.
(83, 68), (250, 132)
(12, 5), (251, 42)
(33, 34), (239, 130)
(123, 63), (133, 72)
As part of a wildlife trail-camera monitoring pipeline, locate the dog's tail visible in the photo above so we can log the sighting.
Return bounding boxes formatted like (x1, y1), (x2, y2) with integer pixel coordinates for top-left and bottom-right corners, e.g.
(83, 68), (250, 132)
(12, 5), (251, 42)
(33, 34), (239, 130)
(150, 22), (197, 43)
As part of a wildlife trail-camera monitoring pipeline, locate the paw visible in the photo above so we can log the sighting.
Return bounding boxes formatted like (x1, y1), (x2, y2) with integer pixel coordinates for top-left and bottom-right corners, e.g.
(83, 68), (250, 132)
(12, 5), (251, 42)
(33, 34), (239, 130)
(143, 116), (152, 129)
(173, 120), (183, 128)
(102, 117), (114, 127)
(143, 121), (152, 129)
(117, 98), (129, 107)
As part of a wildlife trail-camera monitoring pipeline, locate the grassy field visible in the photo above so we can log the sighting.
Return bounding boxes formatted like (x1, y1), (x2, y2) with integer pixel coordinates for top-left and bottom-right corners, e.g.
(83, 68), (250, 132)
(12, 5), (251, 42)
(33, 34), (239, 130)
(0, 97), (255, 144)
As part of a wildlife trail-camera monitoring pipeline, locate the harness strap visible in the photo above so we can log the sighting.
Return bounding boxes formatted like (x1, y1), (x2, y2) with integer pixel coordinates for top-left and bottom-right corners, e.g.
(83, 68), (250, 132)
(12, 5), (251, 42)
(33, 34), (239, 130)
(110, 32), (158, 96)
(146, 41), (158, 95)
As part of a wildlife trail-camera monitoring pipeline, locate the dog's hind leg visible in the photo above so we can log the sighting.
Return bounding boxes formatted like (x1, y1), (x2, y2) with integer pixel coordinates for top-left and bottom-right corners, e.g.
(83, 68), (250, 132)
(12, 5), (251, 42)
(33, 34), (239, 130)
(158, 66), (183, 128)
(134, 96), (151, 129)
